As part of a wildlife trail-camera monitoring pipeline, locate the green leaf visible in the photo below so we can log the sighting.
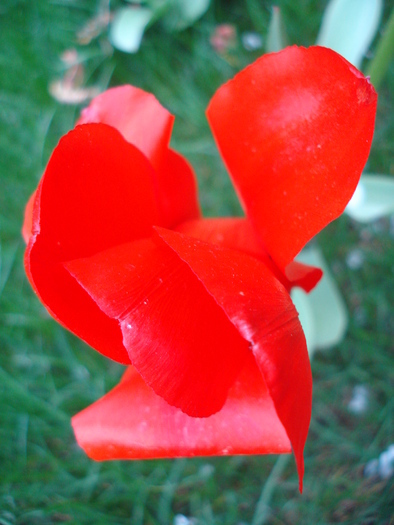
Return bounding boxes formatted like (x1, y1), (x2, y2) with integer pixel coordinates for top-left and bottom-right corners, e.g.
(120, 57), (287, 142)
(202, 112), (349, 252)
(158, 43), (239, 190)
(345, 174), (394, 223)
(110, 6), (153, 53)
(291, 246), (348, 357)
(316, 0), (383, 68)
(163, 0), (210, 31)
(266, 6), (288, 53)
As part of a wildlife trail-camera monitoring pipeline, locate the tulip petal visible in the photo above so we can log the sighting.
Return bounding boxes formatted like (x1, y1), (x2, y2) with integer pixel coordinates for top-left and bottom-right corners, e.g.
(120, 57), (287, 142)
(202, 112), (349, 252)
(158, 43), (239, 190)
(207, 45), (377, 269)
(77, 86), (200, 228)
(66, 238), (250, 417)
(156, 227), (312, 490)
(155, 148), (201, 228)
(284, 260), (322, 293)
(176, 218), (322, 292)
(77, 85), (174, 172)
(72, 355), (291, 461)
(26, 123), (161, 364)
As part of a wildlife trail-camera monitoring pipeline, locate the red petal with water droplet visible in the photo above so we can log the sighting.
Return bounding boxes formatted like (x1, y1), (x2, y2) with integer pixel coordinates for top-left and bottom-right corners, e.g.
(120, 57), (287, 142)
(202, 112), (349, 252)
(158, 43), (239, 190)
(66, 237), (250, 417)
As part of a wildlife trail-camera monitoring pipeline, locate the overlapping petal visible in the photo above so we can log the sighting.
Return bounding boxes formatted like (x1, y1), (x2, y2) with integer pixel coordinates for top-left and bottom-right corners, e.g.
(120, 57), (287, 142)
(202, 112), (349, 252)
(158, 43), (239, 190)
(76, 85), (200, 228)
(156, 227), (312, 489)
(207, 45), (377, 269)
(76, 85), (174, 172)
(176, 218), (322, 292)
(23, 46), (378, 492)
(72, 355), (291, 461)
(25, 123), (161, 363)
(66, 237), (250, 417)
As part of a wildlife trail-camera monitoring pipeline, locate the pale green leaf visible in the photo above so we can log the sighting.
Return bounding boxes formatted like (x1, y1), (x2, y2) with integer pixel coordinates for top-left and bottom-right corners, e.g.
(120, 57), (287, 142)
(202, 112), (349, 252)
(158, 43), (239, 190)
(291, 246), (348, 357)
(345, 174), (394, 223)
(316, 0), (383, 68)
(291, 287), (316, 356)
(164, 0), (210, 31)
(266, 6), (288, 53)
(110, 7), (153, 53)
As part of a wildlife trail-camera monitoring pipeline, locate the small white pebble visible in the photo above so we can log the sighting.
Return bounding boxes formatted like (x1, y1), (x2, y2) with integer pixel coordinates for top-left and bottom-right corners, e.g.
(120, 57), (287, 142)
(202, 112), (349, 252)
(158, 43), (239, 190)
(379, 445), (394, 479)
(242, 32), (263, 51)
(348, 385), (369, 414)
(364, 445), (394, 479)
(346, 248), (364, 270)
(173, 515), (196, 525)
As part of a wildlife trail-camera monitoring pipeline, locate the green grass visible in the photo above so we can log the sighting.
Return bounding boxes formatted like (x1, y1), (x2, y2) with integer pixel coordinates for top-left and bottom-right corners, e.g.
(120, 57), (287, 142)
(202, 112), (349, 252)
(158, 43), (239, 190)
(0, 1), (393, 523)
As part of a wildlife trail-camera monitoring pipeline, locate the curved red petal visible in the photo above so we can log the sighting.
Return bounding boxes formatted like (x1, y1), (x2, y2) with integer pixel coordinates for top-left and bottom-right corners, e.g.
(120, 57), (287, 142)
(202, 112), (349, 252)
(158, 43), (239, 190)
(77, 86), (200, 229)
(177, 218), (322, 292)
(77, 85), (174, 172)
(26, 123), (161, 363)
(156, 148), (201, 228)
(156, 227), (312, 490)
(284, 260), (322, 293)
(72, 355), (291, 461)
(66, 238), (250, 417)
(207, 46), (377, 269)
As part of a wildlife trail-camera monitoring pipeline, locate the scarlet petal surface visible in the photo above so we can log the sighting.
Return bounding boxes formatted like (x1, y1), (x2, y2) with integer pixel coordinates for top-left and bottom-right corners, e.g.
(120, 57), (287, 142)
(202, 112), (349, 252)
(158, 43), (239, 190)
(177, 218), (322, 293)
(77, 85), (174, 172)
(72, 355), (291, 461)
(26, 123), (160, 363)
(155, 149), (201, 228)
(156, 227), (312, 489)
(207, 46), (377, 269)
(77, 86), (200, 229)
(284, 260), (322, 293)
(66, 238), (250, 417)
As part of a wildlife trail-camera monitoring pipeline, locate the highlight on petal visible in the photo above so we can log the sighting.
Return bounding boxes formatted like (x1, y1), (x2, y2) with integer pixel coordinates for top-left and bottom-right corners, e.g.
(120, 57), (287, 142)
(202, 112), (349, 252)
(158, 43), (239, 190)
(66, 238), (250, 417)
(72, 355), (291, 461)
(26, 123), (161, 364)
(77, 85), (174, 172)
(207, 45), (377, 269)
(155, 227), (312, 490)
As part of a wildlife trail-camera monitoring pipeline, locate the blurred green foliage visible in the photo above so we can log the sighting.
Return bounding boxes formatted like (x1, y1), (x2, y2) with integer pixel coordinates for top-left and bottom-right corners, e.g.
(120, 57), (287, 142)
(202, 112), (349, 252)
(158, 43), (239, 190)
(0, 1), (393, 523)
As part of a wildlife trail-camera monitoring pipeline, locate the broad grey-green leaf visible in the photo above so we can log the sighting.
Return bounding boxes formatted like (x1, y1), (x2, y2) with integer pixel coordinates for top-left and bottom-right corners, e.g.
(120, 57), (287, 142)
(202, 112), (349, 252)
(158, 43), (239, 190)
(291, 287), (316, 356)
(110, 7), (153, 53)
(292, 246), (348, 356)
(266, 6), (288, 53)
(164, 0), (210, 31)
(176, 0), (210, 24)
(345, 174), (394, 223)
(316, 0), (383, 68)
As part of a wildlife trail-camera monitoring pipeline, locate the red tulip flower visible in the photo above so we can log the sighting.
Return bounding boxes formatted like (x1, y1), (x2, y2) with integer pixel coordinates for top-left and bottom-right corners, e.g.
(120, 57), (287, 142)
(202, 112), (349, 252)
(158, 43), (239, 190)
(23, 46), (376, 491)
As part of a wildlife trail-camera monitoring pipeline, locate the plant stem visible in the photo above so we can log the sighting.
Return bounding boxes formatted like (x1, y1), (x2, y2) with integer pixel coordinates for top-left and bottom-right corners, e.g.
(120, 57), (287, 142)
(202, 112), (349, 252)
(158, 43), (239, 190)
(251, 455), (291, 525)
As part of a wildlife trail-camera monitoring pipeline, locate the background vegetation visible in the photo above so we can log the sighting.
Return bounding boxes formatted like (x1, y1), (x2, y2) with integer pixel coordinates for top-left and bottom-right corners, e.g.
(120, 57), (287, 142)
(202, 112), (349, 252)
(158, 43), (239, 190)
(0, 1), (392, 523)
